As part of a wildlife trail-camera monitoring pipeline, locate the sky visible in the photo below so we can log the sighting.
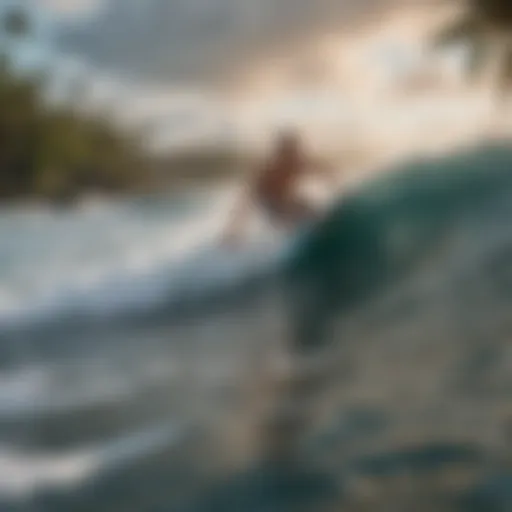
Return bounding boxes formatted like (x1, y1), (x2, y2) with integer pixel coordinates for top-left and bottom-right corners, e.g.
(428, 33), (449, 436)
(34, 0), (424, 97)
(52, 0), (397, 84)
(8, 0), (499, 160)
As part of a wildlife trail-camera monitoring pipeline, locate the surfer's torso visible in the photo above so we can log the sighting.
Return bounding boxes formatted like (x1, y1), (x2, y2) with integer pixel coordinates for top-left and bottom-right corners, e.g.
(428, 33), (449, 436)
(254, 148), (319, 225)
(256, 151), (306, 204)
(222, 131), (323, 245)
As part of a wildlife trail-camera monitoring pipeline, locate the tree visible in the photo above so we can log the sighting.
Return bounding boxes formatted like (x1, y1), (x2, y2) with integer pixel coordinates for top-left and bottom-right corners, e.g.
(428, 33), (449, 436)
(0, 7), (152, 201)
(2, 7), (30, 39)
(434, 0), (512, 99)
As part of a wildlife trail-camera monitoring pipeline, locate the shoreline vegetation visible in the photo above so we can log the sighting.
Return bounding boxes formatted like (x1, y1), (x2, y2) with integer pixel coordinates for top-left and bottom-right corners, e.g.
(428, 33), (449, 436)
(0, 57), (247, 206)
(0, 8), (247, 206)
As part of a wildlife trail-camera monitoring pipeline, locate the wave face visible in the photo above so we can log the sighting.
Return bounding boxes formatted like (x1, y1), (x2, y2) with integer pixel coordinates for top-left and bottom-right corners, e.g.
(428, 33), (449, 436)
(0, 181), (291, 509)
(287, 143), (512, 350)
(3, 145), (512, 511)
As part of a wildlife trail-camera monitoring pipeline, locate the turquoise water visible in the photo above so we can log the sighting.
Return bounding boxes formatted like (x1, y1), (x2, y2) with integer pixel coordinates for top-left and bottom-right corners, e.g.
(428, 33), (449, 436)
(2, 144), (512, 510)
(0, 183), (288, 508)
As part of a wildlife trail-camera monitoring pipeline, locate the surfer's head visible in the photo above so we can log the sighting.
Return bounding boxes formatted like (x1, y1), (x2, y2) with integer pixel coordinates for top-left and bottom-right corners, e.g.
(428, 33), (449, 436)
(275, 129), (302, 157)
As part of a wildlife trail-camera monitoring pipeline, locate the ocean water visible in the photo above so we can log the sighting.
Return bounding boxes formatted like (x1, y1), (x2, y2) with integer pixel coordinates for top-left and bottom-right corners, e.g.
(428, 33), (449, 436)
(0, 183), (292, 510)
(2, 145), (512, 511)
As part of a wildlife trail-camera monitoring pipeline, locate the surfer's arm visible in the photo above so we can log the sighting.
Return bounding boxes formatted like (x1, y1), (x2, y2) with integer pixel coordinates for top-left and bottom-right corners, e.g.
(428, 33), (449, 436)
(222, 184), (255, 246)
(307, 156), (339, 185)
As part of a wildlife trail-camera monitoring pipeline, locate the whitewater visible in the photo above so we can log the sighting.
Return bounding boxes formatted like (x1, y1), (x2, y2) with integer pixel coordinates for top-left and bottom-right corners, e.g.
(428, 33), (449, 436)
(0, 184), (291, 331)
(4, 145), (512, 510)
(0, 181), (300, 504)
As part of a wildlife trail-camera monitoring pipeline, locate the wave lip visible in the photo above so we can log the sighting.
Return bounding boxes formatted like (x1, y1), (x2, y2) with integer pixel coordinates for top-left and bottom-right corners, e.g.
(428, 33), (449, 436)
(0, 187), (288, 333)
(0, 240), (284, 335)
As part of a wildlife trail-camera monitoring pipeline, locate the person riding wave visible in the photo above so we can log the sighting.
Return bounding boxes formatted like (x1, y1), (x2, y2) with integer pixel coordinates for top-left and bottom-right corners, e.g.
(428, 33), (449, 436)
(223, 130), (337, 246)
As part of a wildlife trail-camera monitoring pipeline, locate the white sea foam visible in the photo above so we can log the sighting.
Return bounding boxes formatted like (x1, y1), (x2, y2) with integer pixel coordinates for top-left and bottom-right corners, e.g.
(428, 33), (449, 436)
(0, 184), (289, 331)
(0, 420), (186, 500)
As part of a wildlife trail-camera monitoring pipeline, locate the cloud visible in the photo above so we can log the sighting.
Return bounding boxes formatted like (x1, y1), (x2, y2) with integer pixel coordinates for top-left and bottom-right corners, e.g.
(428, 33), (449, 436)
(55, 0), (398, 84)
(41, 0), (103, 19)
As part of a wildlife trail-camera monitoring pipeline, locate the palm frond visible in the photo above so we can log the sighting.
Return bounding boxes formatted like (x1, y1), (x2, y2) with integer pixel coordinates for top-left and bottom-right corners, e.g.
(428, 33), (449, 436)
(470, 0), (512, 28)
(2, 8), (30, 38)
(432, 0), (512, 97)
(496, 48), (512, 98)
(465, 37), (491, 81)
(432, 14), (481, 49)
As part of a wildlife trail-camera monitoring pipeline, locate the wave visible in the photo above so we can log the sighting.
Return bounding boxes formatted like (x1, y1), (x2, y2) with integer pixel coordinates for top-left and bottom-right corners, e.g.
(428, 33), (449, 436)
(0, 351), (180, 421)
(0, 419), (186, 501)
(0, 185), (289, 334)
(286, 142), (512, 351)
(3, 143), (512, 509)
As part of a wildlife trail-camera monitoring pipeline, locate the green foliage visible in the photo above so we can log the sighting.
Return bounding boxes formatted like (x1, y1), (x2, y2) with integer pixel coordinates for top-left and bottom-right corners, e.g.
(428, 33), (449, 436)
(433, 0), (512, 93)
(0, 66), (148, 200)
(0, 7), (242, 202)
(0, 9), (150, 202)
(498, 47), (512, 91)
(432, 14), (481, 49)
(470, 0), (512, 28)
(2, 7), (30, 38)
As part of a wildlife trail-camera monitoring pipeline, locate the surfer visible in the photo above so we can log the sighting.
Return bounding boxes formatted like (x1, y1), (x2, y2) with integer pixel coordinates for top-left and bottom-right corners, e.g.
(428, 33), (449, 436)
(222, 130), (336, 246)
